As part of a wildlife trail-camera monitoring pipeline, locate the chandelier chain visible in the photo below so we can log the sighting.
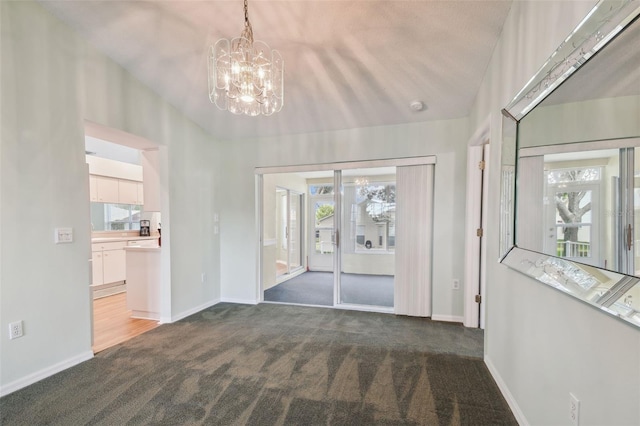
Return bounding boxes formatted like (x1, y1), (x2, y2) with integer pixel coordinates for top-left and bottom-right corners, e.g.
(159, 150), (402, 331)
(242, 0), (254, 43)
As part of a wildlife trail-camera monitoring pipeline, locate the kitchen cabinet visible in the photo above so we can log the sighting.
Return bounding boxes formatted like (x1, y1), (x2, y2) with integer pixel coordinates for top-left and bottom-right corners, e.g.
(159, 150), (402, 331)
(91, 251), (104, 286)
(137, 183), (144, 206)
(94, 176), (119, 203)
(118, 179), (143, 205)
(91, 241), (126, 285)
(126, 247), (161, 320)
(90, 175), (143, 205)
(89, 176), (98, 202)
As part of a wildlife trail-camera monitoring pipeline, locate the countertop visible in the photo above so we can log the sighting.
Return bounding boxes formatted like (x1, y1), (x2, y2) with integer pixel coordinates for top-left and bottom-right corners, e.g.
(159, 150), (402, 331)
(124, 246), (161, 252)
(92, 235), (159, 243)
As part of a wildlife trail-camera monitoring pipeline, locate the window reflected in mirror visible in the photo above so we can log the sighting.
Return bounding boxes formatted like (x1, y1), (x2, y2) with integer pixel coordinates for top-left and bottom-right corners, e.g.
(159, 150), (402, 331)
(501, 3), (640, 328)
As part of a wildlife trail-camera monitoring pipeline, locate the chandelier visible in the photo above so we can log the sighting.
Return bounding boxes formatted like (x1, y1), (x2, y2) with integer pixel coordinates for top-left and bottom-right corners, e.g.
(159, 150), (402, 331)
(208, 0), (284, 116)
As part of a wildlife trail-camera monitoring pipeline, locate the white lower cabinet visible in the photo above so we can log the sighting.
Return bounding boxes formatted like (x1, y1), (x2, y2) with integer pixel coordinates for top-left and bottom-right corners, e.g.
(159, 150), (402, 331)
(102, 248), (126, 283)
(92, 251), (104, 286)
(92, 241), (127, 285)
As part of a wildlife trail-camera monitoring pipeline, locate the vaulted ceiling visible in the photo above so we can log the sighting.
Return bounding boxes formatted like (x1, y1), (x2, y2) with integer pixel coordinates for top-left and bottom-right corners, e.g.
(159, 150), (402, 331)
(39, 0), (514, 141)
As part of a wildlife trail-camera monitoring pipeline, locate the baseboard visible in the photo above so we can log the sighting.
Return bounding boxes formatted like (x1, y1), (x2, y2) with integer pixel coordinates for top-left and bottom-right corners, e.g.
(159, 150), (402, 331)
(431, 314), (464, 323)
(484, 355), (529, 426)
(167, 298), (221, 323)
(220, 297), (258, 305)
(0, 350), (94, 397)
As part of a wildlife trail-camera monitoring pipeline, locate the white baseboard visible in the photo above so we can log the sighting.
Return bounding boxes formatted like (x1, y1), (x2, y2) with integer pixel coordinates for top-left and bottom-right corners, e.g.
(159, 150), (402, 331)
(220, 297), (258, 305)
(484, 355), (529, 426)
(0, 350), (94, 397)
(431, 314), (464, 323)
(167, 298), (221, 323)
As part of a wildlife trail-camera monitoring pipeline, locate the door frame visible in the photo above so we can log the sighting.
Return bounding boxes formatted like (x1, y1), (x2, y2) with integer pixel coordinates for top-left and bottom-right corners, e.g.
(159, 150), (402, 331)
(464, 118), (490, 329)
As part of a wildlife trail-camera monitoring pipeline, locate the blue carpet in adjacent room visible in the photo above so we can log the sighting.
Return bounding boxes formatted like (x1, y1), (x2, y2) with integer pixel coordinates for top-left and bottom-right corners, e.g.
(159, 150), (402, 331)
(264, 271), (394, 307)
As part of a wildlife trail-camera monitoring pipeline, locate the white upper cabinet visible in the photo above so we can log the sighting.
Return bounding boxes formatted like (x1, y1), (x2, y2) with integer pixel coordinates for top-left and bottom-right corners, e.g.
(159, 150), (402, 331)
(95, 176), (119, 203)
(89, 175), (98, 202)
(118, 179), (139, 205)
(87, 155), (145, 205)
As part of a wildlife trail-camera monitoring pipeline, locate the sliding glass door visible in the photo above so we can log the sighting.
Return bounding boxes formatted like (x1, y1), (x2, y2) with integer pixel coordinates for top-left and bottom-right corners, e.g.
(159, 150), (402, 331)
(339, 168), (396, 308)
(260, 158), (435, 314)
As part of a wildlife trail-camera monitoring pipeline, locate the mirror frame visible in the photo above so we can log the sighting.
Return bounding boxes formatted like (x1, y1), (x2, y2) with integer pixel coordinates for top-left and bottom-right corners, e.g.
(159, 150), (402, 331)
(499, 0), (640, 328)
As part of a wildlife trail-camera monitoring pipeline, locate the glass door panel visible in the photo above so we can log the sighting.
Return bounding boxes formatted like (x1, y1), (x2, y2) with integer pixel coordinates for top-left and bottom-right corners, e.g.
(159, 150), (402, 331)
(542, 149), (620, 269)
(276, 188), (288, 277)
(339, 167), (395, 308)
(263, 172), (334, 306)
(308, 187), (335, 272)
(289, 191), (302, 270)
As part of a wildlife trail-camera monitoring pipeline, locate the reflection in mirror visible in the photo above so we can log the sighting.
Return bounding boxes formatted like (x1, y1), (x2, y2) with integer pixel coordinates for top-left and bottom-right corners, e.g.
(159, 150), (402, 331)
(518, 17), (640, 149)
(518, 147), (623, 270)
(502, 247), (640, 327)
(516, 15), (640, 272)
(499, 1), (640, 329)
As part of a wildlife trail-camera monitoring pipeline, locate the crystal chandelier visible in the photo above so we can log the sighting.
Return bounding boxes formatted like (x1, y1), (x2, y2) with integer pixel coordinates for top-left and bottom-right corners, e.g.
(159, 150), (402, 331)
(208, 0), (284, 116)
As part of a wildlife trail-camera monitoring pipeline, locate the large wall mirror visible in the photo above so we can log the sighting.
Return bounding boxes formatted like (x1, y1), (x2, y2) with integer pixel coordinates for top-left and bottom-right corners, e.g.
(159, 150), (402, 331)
(500, 0), (640, 328)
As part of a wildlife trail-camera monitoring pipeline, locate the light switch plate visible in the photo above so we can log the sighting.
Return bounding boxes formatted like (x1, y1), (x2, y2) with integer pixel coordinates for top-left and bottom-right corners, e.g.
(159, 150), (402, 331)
(54, 227), (73, 244)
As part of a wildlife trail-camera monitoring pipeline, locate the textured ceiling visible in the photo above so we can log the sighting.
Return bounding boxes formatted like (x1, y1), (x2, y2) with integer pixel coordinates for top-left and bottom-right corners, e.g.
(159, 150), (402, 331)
(38, 0), (514, 141)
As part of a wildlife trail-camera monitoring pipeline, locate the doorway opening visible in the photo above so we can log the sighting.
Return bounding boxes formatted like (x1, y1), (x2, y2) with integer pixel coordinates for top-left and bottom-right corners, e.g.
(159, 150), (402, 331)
(85, 122), (166, 353)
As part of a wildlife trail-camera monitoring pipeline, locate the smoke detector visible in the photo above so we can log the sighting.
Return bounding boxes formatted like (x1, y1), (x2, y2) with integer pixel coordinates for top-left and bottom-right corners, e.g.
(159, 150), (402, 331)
(410, 100), (425, 112)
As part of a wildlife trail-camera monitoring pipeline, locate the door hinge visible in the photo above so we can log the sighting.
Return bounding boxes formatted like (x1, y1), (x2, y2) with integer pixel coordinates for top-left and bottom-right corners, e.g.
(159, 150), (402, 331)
(478, 160), (485, 170)
(476, 228), (483, 237)
(475, 294), (482, 304)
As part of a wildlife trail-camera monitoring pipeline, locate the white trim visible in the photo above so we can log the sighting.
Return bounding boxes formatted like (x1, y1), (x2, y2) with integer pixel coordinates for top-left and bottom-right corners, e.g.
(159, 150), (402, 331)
(480, 144), (490, 329)
(84, 120), (157, 151)
(0, 351), (94, 397)
(220, 297), (259, 305)
(334, 303), (394, 314)
(519, 137), (640, 158)
(484, 355), (529, 426)
(431, 314), (464, 323)
(256, 174), (264, 303)
(167, 298), (221, 323)
(469, 115), (491, 146)
(255, 156), (436, 175)
(464, 145), (484, 328)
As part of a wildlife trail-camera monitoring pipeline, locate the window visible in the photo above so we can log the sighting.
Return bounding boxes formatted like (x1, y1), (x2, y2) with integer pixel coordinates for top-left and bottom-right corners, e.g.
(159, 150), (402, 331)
(353, 183), (396, 252)
(91, 203), (141, 231)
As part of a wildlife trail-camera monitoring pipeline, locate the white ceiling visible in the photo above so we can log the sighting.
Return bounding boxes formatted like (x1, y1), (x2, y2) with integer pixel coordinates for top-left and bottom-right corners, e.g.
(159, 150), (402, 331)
(38, 0), (514, 141)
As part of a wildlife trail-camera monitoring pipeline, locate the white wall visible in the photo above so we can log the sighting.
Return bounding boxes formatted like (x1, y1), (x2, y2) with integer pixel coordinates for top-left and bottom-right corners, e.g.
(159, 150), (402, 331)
(219, 119), (469, 321)
(470, 1), (640, 425)
(1, 1), (221, 394)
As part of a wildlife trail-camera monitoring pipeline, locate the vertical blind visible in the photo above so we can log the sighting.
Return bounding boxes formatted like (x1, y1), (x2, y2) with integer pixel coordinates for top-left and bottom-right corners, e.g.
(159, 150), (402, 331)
(394, 164), (434, 317)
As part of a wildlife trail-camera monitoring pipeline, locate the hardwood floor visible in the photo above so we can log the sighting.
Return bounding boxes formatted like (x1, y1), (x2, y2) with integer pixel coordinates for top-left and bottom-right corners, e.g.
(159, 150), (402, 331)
(92, 292), (159, 353)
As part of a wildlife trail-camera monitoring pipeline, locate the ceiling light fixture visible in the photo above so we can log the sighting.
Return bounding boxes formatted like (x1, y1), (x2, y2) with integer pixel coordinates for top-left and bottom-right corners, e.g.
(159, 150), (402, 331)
(410, 100), (425, 111)
(208, 0), (284, 116)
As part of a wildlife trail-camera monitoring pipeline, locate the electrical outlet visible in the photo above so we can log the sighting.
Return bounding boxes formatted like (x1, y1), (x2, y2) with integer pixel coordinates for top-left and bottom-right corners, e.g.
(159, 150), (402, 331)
(452, 279), (460, 290)
(9, 321), (23, 340)
(569, 393), (580, 426)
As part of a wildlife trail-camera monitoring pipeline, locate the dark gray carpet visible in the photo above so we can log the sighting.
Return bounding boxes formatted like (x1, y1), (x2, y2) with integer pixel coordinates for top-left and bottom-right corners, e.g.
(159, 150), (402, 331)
(265, 272), (394, 307)
(0, 303), (517, 425)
